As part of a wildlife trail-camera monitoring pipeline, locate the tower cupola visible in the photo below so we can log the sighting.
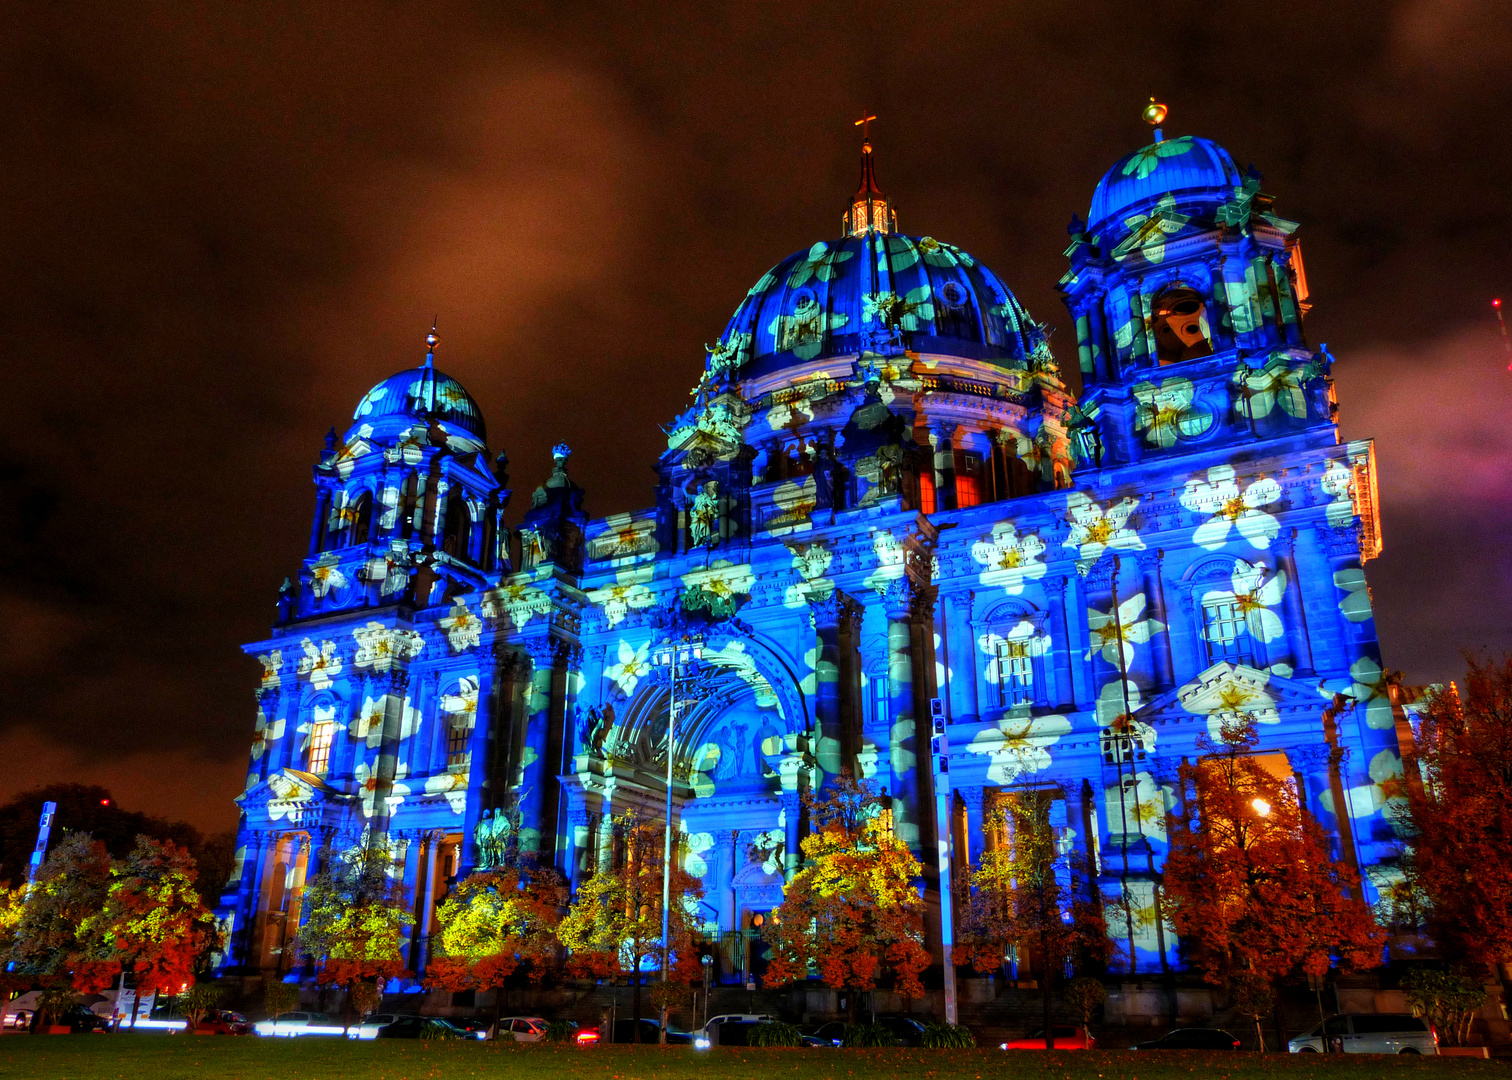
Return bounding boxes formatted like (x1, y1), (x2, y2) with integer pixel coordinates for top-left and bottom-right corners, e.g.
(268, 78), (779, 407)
(842, 113), (896, 237)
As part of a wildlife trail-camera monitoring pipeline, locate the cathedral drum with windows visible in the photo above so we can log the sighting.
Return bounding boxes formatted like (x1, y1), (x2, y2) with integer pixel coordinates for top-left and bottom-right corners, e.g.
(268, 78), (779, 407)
(216, 119), (1409, 985)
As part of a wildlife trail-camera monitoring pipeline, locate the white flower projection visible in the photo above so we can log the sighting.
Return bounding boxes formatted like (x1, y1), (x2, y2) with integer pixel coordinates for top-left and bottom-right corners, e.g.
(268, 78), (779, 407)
(783, 540), (834, 608)
(257, 651), (282, 694)
(308, 552), (346, 598)
(1132, 376), (1213, 447)
(587, 567), (656, 628)
(1177, 665), (1281, 738)
(1202, 561), (1288, 645)
(351, 622), (423, 672)
(425, 761), (470, 814)
(354, 758), (410, 818)
(438, 600), (482, 653)
(1320, 461), (1356, 528)
(971, 522), (1047, 596)
(606, 639), (651, 697)
(250, 707), (284, 760)
(1064, 492), (1144, 563)
(1333, 568), (1373, 623)
(297, 638), (343, 690)
(1180, 465), (1281, 550)
(968, 713), (1073, 784)
(1086, 592), (1165, 667)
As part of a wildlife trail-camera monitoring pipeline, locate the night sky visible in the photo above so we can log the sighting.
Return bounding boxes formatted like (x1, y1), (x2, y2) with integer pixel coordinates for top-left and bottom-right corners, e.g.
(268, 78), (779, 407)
(2, 1), (1508, 832)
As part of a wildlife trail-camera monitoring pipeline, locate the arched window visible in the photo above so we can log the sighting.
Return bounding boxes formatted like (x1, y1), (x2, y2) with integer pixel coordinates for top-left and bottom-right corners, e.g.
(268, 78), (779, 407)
(980, 612), (1049, 710)
(351, 491), (373, 546)
(399, 475), (419, 540)
(1152, 286), (1212, 364)
(442, 496), (471, 559)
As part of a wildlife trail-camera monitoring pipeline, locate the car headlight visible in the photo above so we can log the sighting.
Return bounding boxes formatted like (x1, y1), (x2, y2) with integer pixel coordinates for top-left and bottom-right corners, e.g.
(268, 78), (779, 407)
(694, 1037), (710, 1049)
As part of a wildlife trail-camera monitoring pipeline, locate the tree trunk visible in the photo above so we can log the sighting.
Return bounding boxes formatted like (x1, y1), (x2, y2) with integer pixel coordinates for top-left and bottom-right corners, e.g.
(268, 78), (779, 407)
(632, 972), (642, 1043)
(1271, 998), (1287, 1053)
(491, 983), (504, 1041)
(1253, 1016), (1266, 1053)
(1042, 928), (1054, 1049)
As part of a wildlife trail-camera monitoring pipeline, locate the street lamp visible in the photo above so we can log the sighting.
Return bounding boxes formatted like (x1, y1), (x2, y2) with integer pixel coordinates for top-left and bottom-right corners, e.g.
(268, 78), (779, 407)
(700, 953), (713, 1030)
(651, 635), (704, 1044)
(1251, 797), (1272, 818)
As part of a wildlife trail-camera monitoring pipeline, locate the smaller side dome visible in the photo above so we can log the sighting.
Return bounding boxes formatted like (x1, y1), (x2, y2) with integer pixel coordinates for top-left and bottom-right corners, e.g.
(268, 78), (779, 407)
(1088, 134), (1244, 243)
(348, 367), (488, 446)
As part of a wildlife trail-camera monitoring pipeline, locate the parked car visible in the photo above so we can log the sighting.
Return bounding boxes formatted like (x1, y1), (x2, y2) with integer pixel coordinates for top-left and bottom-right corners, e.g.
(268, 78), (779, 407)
(348, 1013), (404, 1040)
(53, 1005), (112, 1034)
(1288, 1014), (1438, 1055)
(1001, 1025), (1095, 1049)
(872, 1016), (927, 1047)
(694, 1013), (778, 1048)
(800, 1021), (846, 1048)
(448, 1017), (491, 1040)
(1132, 1027), (1241, 1050)
(194, 1009), (253, 1036)
(501, 1016), (551, 1042)
(610, 1017), (692, 1044)
(254, 1011), (346, 1037)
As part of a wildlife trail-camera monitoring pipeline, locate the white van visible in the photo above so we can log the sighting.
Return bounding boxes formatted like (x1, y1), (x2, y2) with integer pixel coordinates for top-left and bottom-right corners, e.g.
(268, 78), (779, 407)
(1288, 1013), (1438, 1054)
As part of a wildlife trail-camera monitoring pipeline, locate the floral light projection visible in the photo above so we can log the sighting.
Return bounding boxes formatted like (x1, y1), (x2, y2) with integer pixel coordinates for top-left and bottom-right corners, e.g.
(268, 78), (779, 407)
(863, 286), (935, 331)
(1181, 465), (1282, 550)
(1064, 492), (1144, 563)
(1086, 592), (1165, 667)
(1119, 134), (1195, 180)
(1321, 749), (1407, 823)
(968, 713), (1073, 784)
(707, 640), (781, 712)
(783, 540), (834, 608)
(971, 522), (1047, 596)
(681, 828), (716, 876)
(439, 600), (482, 652)
(1178, 665), (1281, 738)
(587, 568), (655, 628)
(767, 476), (816, 535)
(682, 560), (755, 618)
(297, 638), (343, 690)
(1132, 376), (1213, 448)
(787, 240), (853, 288)
(1105, 772), (1172, 843)
(1320, 656), (1395, 730)
(1321, 461), (1356, 528)
(1232, 354), (1314, 420)
(1117, 194), (1186, 264)
(354, 759), (410, 818)
(479, 571), (553, 627)
(351, 622), (423, 672)
(441, 677), (479, 735)
(250, 707), (285, 760)
(424, 761), (469, 814)
(1203, 560), (1289, 645)
(257, 651), (282, 694)
(978, 619), (1050, 690)
(606, 639), (652, 698)
(863, 528), (906, 593)
(308, 553), (347, 599)
(1333, 568), (1373, 623)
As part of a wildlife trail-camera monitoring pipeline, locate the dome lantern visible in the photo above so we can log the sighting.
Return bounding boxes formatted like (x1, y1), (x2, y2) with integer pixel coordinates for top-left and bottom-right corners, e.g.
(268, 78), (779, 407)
(842, 113), (896, 237)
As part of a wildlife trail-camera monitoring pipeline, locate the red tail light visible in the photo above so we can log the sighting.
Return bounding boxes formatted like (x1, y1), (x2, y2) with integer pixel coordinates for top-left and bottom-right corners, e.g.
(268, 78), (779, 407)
(576, 1030), (600, 1045)
(1428, 1023), (1438, 1044)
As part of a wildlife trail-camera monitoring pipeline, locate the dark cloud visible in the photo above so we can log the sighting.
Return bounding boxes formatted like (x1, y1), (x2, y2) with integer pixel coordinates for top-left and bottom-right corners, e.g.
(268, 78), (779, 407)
(0, 0), (1507, 830)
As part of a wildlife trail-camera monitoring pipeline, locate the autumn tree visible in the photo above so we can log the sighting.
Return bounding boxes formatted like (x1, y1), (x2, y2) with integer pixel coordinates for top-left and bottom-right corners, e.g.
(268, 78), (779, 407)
(762, 775), (931, 1020)
(293, 840), (414, 1022)
(4, 833), (112, 1001)
(1163, 720), (1383, 1046)
(1398, 657), (1512, 988)
(73, 836), (221, 998)
(426, 847), (566, 1030)
(557, 811), (702, 1040)
(956, 788), (1109, 1048)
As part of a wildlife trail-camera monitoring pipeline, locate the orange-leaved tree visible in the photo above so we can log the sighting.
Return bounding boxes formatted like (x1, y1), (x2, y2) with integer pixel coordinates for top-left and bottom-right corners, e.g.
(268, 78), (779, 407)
(556, 810), (703, 1041)
(3, 833), (112, 1017)
(956, 788), (1109, 1048)
(762, 774), (930, 1020)
(73, 836), (221, 999)
(1398, 657), (1512, 991)
(293, 840), (414, 1022)
(1163, 719), (1383, 1049)
(426, 848), (566, 1030)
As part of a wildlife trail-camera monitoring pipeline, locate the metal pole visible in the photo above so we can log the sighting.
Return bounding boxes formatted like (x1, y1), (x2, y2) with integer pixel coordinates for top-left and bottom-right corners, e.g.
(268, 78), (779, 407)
(1109, 559), (1137, 974)
(659, 643), (677, 1044)
(24, 801), (57, 900)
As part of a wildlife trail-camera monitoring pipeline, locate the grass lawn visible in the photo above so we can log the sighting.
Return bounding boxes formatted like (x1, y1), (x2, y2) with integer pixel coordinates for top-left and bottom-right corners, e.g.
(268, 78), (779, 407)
(0, 1034), (1504, 1080)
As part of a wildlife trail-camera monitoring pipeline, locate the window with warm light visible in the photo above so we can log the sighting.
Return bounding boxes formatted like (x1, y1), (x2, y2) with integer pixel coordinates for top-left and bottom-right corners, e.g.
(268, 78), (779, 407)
(306, 722), (335, 777)
(994, 639), (1035, 707)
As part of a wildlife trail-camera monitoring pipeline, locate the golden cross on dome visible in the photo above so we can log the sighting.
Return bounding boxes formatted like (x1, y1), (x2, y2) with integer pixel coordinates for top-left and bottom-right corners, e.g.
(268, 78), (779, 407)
(854, 111), (877, 143)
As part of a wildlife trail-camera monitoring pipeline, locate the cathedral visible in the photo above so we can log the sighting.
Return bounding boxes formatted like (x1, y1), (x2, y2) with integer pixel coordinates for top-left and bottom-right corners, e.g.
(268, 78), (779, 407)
(216, 115), (1413, 987)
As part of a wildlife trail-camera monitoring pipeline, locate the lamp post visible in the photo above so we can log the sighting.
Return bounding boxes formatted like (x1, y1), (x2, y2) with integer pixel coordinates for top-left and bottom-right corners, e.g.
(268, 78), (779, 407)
(700, 953), (713, 1030)
(652, 635), (704, 1044)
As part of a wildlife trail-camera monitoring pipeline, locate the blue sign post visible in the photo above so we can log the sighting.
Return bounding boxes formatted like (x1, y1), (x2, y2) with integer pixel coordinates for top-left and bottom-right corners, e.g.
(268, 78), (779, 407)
(25, 801), (57, 898)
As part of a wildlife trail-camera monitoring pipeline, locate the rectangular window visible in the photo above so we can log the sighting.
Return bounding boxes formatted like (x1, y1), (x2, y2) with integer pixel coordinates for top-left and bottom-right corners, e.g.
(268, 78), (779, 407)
(1202, 597), (1255, 666)
(994, 639), (1035, 707)
(916, 469), (936, 514)
(446, 715), (471, 766)
(306, 722), (335, 777)
(955, 451), (984, 509)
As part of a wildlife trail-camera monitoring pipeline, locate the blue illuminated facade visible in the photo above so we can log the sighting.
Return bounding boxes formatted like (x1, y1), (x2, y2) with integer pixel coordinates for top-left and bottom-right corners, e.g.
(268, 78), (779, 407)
(217, 131), (1409, 983)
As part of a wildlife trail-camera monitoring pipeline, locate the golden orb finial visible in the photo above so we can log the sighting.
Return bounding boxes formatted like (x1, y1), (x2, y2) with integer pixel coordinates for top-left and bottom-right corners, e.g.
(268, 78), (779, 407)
(1142, 97), (1168, 126)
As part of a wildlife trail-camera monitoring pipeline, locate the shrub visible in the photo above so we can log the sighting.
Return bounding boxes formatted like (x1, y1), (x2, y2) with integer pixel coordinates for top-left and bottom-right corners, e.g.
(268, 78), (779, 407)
(420, 1018), (462, 1040)
(543, 1019), (576, 1043)
(842, 1021), (900, 1047)
(37, 987), (81, 1028)
(264, 980), (299, 1019)
(1064, 976), (1106, 1040)
(175, 983), (225, 1026)
(747, 1020), (803, 1047)
(921, 1021), (976, 1048)
(1401, 968), (1487, 1047)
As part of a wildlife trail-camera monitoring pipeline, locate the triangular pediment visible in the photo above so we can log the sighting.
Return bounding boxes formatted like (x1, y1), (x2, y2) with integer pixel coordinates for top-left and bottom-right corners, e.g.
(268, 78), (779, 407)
(236, 768), (349, 810)
(1133, 662), (1327, 724)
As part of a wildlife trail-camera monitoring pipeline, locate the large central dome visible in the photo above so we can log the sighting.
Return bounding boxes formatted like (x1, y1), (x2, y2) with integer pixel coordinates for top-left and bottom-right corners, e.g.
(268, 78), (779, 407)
(709, 231), (1047, 381)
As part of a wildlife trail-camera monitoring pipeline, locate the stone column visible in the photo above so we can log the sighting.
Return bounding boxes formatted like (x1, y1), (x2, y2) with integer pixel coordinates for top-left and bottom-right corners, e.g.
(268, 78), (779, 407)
(781, 792), (803, 882)
(836, 595), (864, 776)
(545, 638), (583, 874)
(406, 832), (433, 973)
(1274, 528), (1315, 676)
(1044, 575), (1077, 710)
(957, 786), (985, 873)
(882, 581), (920, 851)
(1060, 574), (1094, 709)
(1139, 550), (1175, 691)
(811, 592), (845, 786)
